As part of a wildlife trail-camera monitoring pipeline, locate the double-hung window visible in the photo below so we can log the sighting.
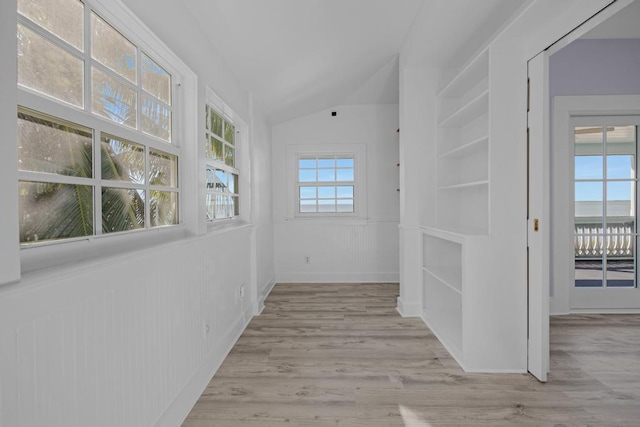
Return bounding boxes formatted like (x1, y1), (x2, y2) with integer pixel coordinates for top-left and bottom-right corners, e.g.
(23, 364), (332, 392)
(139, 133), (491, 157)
(297, 154), (355, 214)
(205, 101), (239, 220)
(17, 0), (179, 245)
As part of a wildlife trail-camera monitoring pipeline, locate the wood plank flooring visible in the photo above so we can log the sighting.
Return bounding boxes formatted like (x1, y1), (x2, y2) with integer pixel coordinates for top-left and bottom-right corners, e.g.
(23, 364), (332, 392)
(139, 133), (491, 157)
(182, 283), (640, 426)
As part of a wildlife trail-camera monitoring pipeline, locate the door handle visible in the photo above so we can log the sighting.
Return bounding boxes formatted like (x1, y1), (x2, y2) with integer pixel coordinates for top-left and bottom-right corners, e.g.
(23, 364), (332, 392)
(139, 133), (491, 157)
(534, 218), (539, 232)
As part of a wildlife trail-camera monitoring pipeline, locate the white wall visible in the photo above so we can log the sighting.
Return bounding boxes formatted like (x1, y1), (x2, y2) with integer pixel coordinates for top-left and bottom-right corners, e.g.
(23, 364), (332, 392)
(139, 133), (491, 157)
(272, 104), (400, 283)
(550, 38), (640, 97)
(1, 0), (274, 425)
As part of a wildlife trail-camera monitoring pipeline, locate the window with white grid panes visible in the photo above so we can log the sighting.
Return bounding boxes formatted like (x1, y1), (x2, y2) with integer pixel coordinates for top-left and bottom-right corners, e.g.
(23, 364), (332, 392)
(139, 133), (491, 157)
(16, 0), (179, 244)
(297, 154), (355, 214)
(205, 104), (238, 220)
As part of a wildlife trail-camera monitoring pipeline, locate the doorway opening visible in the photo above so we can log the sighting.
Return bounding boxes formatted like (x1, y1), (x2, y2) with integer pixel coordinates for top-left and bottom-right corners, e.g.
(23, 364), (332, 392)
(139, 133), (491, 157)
(528, 0), (640, 381)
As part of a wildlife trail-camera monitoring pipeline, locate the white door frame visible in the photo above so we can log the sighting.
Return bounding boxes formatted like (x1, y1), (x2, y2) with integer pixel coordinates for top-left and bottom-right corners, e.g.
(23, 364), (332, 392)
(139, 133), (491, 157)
(526, 0), (634, 380)
(551, 97), (640, 313)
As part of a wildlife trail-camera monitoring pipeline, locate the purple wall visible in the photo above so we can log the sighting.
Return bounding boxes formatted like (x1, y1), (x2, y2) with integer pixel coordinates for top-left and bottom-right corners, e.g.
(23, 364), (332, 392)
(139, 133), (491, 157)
(550, 38), (640, 96)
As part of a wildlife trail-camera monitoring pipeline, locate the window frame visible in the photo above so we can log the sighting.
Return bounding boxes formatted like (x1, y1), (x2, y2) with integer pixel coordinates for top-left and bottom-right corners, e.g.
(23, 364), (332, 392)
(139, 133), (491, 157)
(296, 153), (356, 215)
(15, 0), (197, 272)
(17, 1), (181, 247)
(205, 88), (240, 223)
(286, 143), (367, 221)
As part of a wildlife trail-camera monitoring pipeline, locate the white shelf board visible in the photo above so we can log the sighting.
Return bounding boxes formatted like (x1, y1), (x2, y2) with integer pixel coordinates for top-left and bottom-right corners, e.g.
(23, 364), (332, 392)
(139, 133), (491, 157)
(423, 266), (462, 295)
(422, 225), (488, 240)
(439, 135), (489, 159)
(437, 48), (489, 98)
(438, 90), (489, 128)
(438, 180), (488, 191)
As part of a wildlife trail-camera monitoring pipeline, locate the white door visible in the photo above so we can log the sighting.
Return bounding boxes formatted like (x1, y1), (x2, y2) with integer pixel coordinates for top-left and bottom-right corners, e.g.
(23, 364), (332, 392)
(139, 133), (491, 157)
(527, 52), (550, 382)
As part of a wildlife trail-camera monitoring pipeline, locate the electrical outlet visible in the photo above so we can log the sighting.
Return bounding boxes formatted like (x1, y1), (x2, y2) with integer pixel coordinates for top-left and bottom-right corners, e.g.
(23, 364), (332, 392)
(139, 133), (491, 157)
(304, 256), (311, 264)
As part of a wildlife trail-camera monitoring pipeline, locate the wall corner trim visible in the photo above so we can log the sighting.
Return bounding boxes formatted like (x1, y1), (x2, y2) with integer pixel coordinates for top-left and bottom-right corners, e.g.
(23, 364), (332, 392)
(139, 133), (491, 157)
(396, 297), (421, 317)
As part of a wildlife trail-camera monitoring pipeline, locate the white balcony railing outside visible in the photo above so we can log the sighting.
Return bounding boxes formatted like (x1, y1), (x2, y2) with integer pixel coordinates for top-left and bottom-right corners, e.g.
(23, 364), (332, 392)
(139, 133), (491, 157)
(575, 219), (635, 258)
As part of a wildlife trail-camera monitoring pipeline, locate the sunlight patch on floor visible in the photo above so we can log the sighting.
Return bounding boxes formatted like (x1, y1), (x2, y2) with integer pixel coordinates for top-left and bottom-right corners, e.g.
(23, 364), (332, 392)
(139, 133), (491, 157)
(399, 405), (432, 427)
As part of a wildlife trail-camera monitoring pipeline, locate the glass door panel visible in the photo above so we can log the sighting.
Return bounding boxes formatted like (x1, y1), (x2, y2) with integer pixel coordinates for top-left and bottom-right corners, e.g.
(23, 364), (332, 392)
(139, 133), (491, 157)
(574, 124), (638, 289)
(575, 179), (604, 287)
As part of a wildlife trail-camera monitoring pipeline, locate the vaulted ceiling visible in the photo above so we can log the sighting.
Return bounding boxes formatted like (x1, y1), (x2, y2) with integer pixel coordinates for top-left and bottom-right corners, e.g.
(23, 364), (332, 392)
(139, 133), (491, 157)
(180, 0), (529, 123)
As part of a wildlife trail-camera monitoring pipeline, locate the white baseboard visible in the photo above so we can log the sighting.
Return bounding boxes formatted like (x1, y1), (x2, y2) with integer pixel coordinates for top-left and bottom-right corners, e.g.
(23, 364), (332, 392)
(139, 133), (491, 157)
(460, 367), (527, 374)
(396, 297), (421, 317)
(550, 297), (640, 315)
(570, 308), (640, 314)
(155, 314), (248, 427)
(258, 279), (276, 314)
(549, 297), (569, 315)
(275, 271), (399, 283)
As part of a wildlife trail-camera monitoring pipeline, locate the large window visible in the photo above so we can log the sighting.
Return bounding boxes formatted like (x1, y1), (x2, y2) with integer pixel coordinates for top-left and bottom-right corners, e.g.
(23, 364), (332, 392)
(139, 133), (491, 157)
(17, 0), (179, 244)
(297, 154), (355, 214)
(205, 102), (238, 220)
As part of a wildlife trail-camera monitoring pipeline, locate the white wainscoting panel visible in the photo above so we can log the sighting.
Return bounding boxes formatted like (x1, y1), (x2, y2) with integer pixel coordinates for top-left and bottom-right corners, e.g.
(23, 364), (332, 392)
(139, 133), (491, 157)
(274, 220), (399, 283)
(0, 226), (265, 427)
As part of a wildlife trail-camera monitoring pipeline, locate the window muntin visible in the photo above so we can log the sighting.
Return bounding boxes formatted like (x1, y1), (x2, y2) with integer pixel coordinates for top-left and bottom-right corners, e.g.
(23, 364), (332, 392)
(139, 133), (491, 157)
(100, 136), (144, 183)
(141, 54), (172, 141)
(101, 187), (145, 233)
(17, 3), (180, 246)
(142, 53), (171, 105)
(297, 155), (355, 214)
(205, 166), (239, 220)
(18, 110), (93, 176)
(19, 181), (94, 243)
(17, 23), (85, 108)
(18, 0), (84, 51)
(141, 94), (171, 141)
(206, 105), (235, 166)
(90, 12), (136, 83)
(205, 103), (239, 221)
(91, 67), (137, 128)
(18, 4), (173, 142)
(149, 149), (178, 187)
(150, 190), (178, 227)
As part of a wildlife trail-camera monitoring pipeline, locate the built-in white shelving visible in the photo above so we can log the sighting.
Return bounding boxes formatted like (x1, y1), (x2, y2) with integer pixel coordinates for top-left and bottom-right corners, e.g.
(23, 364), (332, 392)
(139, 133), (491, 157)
(435, 47), (490, 236)
(423, 266), (462, 295)
(421, 230), (464, 360)
(438, 48), (489, 97)
(439, 136), (488, 159)
(438, 90), (489, 128)
(438, 180), (488, 191)
(421, 47), (492, 370)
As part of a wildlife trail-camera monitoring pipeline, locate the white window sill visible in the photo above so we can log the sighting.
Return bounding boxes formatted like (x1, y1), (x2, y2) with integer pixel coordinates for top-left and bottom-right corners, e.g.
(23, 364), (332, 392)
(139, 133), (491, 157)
(19, 224), (188, 276)
(206, 217), (252, 235)
(282, 216), (369, 226)
(11, 220), (254, 293)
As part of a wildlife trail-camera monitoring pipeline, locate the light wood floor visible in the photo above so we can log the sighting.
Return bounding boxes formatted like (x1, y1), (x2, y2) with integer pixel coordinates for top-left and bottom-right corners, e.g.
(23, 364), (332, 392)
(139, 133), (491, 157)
(182, 283), (640, 426)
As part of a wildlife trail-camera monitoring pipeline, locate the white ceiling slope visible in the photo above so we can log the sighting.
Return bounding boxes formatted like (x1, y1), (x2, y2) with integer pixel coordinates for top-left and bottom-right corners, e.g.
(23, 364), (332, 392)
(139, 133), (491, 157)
(402, 0), (530, 69)
(183, 0), (529, 123)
